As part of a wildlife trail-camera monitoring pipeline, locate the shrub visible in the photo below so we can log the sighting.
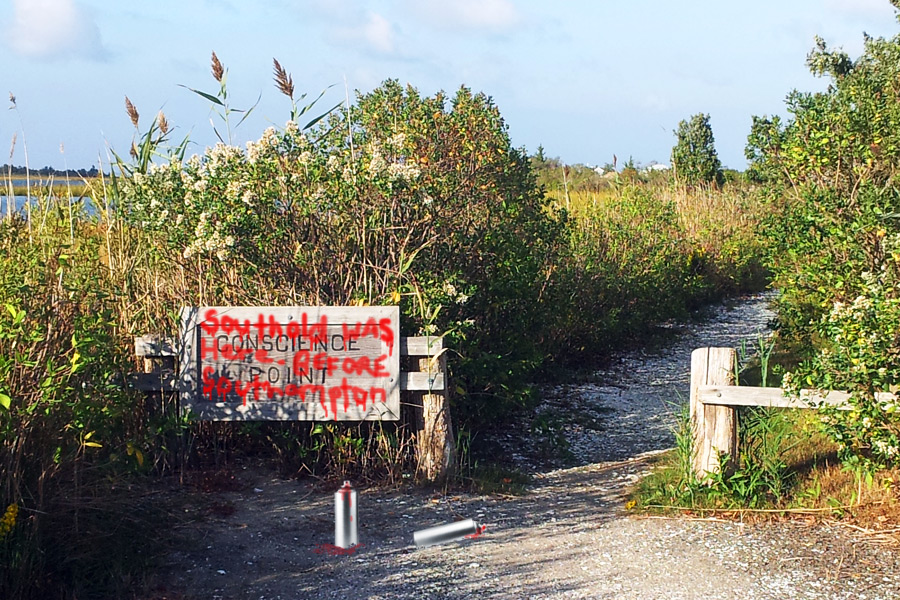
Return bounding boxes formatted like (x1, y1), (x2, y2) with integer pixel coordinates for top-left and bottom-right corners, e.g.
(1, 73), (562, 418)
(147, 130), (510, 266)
(750, 7), (900, 469)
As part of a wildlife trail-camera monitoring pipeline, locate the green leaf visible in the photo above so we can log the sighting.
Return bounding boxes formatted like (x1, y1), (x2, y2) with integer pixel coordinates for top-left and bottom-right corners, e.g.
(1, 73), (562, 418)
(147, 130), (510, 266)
(178, 84), (225, 106)
(0, 393), (10, 410)
(303, 101), (342, 130)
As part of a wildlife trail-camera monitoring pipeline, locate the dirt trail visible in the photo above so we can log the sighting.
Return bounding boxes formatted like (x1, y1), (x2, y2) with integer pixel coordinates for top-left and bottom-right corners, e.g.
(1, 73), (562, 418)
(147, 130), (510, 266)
(155, 294), (900, 599)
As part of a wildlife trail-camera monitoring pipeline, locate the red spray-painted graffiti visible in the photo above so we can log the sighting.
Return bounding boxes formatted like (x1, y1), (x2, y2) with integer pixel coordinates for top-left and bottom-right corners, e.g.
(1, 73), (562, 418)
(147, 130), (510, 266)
(195, 308), (397, 419)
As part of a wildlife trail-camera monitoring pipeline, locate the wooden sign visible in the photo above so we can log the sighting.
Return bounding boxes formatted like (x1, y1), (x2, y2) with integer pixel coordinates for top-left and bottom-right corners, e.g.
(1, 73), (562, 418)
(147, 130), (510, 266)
(177, 306), (400, 421)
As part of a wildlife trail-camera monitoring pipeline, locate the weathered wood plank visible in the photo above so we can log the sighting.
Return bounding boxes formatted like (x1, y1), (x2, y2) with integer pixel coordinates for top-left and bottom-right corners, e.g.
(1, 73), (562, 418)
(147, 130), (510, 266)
(135, 335), (177, 357)
(400, 372), (446, 392)
(401, 336), (443, 357)
(178, 306), (400, 421)
(416, 353), (455, 481)
(690, 347), (737, 480)
(696, 385), (895, 410)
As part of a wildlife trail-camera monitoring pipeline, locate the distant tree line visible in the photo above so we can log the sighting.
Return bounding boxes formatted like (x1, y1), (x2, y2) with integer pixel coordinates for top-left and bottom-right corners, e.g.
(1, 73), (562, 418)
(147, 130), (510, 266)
(1, 164), (99, 178)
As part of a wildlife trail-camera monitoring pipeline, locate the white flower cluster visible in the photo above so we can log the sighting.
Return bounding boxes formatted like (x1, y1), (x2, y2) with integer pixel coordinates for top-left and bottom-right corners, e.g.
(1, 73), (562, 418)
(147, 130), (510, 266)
(206, 143), (244, 175)
(182, 212), (235, 261)
(442, 281), (470, 304)
(387, 161), (421, 181)
(364, 138), (421, 185)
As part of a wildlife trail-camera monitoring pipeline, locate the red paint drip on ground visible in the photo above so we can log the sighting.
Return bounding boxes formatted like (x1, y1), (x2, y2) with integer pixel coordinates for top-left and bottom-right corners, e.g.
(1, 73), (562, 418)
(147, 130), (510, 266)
(313, 543), (364, 556)
(464, 524), (487, 539)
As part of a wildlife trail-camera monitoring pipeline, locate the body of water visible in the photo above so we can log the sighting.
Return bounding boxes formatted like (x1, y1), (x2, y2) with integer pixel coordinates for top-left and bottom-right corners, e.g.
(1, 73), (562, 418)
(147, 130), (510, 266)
(0, 195), (98, 217)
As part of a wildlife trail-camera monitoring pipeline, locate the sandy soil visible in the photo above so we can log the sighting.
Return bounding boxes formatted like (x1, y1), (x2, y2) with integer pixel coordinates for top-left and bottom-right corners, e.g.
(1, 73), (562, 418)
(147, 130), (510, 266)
(152, 455), (899, 600)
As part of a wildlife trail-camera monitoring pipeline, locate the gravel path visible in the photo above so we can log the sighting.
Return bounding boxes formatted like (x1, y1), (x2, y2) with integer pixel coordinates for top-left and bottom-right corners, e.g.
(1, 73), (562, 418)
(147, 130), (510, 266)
(155, 293), (900, 600)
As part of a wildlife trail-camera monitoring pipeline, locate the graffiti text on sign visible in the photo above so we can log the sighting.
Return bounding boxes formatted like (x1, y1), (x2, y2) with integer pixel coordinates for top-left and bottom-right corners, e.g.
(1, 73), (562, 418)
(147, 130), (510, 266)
(196, 308), (397, 419)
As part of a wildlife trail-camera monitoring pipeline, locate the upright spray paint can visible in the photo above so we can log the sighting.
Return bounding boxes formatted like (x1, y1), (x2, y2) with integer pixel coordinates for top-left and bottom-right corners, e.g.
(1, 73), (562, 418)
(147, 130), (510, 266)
(334, 480), (358, 548)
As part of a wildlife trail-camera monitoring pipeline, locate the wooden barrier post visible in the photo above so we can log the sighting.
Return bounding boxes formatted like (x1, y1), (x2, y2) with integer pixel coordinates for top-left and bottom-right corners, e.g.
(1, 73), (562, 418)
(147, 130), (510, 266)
(411, 340), (456, 482)
(419, 352), (455, 480)
(134, 334), (177, 417)
(690, 347), (737, 481)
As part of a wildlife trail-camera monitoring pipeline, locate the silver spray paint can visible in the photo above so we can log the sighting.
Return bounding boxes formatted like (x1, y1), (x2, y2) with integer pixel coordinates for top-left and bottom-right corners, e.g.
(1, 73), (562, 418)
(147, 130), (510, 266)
(413, 518), (482, 548)
(334, 480), (358, 548)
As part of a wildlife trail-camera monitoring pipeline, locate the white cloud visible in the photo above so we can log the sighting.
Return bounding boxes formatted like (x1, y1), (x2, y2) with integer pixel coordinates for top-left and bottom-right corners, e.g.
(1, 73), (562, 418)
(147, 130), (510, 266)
(361, 13), (395, 54)
(7, 0), (106, 60)
(411, 0), (521, 32)
(333, 11), (397, 55)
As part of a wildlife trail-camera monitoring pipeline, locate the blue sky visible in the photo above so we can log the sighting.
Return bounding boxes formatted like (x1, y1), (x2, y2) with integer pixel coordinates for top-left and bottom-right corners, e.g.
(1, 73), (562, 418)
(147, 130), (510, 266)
(2, 0), (899, 171)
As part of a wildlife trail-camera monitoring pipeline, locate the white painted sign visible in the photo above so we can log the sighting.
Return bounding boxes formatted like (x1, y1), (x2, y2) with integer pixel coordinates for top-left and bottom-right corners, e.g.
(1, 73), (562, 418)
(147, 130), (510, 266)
(178, 306), (400, 421)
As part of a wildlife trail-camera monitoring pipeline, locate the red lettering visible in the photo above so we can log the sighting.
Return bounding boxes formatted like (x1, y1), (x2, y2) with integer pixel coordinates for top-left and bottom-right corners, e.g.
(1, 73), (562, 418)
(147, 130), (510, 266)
(254, 349), (273, 364)
(302, 313), (328, 347)
(292, 350), (310, 377)
(373, 354), (390, 377)
(215, 376), (232, 399)
(199, 336), (218, 360)
(284, 383), (300, 397)
(201, 366), (217, 402)
(351, 386), (368, 410)
(266, 382), (284, 399)
(342, 321), (362, 343)
(325, 378), (355, 418)
(300, 384), (326, 406)
(200, 308), (219, 336)
(342, 356), (358, 375)
(379, 318), (395, 356)
(360, 317), (379, 340)
(313, 352), (339, 376)
(370, 387), (387, 405)
(266, 315), (283, 338)
(221, 315), (251, 338)
(234, 377), (260, 405)
(286, 320), (301, 341)
(254, 313), (268, 339)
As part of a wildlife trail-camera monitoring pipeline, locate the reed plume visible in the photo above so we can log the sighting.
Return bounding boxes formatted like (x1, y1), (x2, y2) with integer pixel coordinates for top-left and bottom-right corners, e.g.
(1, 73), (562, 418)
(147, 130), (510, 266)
(273, 58), (294, 100)
(211, 51), (224, 83)
(157, 110), (169, 135)
(125, 96), (139, 128)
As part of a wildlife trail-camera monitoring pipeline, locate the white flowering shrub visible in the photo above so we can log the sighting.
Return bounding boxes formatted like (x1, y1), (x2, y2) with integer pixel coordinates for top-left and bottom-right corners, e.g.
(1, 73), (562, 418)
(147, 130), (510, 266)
(115, 79), (565, 424)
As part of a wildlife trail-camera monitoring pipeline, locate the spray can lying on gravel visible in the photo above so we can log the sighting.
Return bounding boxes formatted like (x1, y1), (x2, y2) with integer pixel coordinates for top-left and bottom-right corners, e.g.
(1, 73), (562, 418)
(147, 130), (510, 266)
(413, 518), (484, 548)
(334, 480), (358, 549)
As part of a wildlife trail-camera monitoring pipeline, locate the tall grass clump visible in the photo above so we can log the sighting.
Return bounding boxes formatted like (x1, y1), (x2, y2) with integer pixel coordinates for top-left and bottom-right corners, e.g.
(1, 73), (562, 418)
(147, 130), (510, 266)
(539, 181), (766, 366)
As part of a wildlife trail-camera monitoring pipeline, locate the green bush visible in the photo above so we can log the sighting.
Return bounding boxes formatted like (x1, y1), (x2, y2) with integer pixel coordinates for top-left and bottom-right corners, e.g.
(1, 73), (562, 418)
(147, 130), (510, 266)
(750, 5), (900, 469)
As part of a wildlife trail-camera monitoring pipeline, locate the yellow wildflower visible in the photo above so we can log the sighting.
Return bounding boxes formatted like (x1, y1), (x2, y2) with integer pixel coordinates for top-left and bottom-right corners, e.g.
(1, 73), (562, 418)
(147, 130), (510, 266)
(0, 503), (18, 538)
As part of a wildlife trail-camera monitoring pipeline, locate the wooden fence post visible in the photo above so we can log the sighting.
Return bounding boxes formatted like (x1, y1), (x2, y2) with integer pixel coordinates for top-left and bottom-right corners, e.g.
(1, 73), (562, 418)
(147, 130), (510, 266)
(134, 334), (177, 418)
(415, 351), (456, 481)
(690, 347), (737, 481)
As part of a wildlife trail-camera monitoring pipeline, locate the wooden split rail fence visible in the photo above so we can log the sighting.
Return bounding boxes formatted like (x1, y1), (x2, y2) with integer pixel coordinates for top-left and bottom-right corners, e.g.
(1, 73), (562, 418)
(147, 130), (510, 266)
(690, 346), (894, 479)
(132, 334), (455, 481)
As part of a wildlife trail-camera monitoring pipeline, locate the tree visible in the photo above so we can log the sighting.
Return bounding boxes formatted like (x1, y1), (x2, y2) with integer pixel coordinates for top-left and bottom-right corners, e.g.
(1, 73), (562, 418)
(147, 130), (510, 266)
(670, 113), (723, 187)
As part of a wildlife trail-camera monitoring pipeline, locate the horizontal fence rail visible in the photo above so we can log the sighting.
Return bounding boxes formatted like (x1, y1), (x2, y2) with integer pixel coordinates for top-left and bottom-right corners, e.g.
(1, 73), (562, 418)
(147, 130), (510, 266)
(690, 346), (897, 480)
